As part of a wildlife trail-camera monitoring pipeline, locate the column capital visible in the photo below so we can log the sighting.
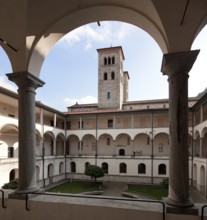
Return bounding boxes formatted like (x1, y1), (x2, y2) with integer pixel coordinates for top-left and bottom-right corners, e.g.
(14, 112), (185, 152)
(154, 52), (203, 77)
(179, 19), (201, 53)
(6, 71), (45, 89)
(161, 50), (200, 76)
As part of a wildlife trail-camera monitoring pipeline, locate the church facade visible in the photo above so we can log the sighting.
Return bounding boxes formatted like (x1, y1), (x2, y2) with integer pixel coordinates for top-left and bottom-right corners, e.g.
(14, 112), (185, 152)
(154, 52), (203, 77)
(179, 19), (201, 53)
(0, 46), (207, 196)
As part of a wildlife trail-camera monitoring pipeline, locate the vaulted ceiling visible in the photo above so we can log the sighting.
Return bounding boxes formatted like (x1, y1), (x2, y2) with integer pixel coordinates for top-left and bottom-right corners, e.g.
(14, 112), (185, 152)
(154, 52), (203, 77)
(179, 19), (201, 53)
(0, 0), (207, 76)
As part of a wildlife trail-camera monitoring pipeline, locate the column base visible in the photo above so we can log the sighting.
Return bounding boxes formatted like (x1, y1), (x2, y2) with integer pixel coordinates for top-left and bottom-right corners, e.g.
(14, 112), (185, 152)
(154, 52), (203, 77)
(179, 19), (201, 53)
(163, 197), (198, 215)
(9, 186), (40, 200)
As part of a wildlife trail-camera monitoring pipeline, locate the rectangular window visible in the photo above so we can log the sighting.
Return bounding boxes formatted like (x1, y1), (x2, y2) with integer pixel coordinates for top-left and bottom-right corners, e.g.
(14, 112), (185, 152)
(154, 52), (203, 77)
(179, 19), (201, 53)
(108, 119), (113, 128)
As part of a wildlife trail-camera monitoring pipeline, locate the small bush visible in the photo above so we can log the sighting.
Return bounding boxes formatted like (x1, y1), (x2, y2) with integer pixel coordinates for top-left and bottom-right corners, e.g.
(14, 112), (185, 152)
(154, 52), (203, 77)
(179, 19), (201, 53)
(2, 179), (18, 189)
(161, 178), (169, 189)
(85, 165), (104, 182)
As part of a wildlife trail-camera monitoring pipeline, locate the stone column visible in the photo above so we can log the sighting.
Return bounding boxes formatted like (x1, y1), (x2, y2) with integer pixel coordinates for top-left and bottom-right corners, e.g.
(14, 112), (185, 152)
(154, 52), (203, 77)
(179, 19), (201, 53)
(7, 72), (44, 195)
(53, 138), (56, 155)
(161, 50), (199, 208)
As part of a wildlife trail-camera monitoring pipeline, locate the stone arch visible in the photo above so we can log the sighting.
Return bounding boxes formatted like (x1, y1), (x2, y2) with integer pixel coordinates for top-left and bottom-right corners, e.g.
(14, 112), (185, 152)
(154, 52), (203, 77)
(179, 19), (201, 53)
(66, 134), (79, 156)
(98, 133), (114, 156)
(82, 134), (96, 156)
(44, 131), (55, 156)
(116, 133), (131, 156)
(153, 132), (169, 156)
(28, 5), (168, 77)
(0, 124), (18, 158)
(134, 133), (151, 156)
(56, 133), (65, 155)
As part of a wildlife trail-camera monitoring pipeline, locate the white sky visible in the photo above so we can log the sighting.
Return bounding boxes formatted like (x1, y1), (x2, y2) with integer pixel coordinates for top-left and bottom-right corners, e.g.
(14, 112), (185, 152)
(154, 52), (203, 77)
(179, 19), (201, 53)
(0, 21), (207, 111)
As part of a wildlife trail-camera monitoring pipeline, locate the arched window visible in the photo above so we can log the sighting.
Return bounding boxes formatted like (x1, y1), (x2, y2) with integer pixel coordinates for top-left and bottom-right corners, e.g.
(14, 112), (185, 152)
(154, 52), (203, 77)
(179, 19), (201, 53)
(48, 164), (54, 178)
(111, 72), (115, 79)
(120, 163), (127, 173)
(112, 56), (115, 64)
(107, 92), (110, 99)
(108, 57), (111, 65)
(59, 162), (64, 174)
(119, 149), (125, 156)
(102, 162), (108, 174)
(138, 163), (146, 174)
(9, 169), (16, 181)
(104, 57), (107, 65)
(107, 138), (110, 145)
(104, 72), (107, 80)
(85, 162), (90, 171)
(71, 162), (76, 173)
(158, 164), (166, 175)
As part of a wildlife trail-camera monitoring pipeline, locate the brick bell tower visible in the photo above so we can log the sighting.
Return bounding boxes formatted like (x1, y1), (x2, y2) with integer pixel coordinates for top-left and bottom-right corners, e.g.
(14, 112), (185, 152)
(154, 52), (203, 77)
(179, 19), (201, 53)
(97, 46), (129, 109)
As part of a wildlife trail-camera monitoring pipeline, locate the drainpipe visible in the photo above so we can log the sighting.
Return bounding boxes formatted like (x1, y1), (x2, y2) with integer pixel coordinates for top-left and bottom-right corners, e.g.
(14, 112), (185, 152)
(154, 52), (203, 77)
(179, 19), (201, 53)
(151, 111), (154, 185)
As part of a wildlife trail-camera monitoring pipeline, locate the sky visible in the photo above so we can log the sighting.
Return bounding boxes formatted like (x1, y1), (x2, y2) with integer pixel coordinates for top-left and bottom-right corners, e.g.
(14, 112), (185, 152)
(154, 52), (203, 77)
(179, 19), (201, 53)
(0, 21), (207, 111)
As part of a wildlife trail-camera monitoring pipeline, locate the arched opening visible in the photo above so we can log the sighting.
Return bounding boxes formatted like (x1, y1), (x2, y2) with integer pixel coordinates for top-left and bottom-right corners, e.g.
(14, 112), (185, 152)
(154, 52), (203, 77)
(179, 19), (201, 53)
(138, 163), (146, 174)
(112, 56), (115, 65)
(0, 124), (18, 158)
(38, 21), (165, 111)
(104, 57), (107, 65)
(104, 72), (107, 80)
(44, 132), (55, 156)
(70, 161), (76, 173)
(111, 71), (115, 79)
(119, 162), (127, 173)
(98, 134), (113, 156)
(158, 164), (166, 175)
(67, 135), (79, 156)
(119, 149), (125, 156)
(9, 169), (18, 181)
(59, 162), (64, 174)
(56, 134), (65, 155)
(108, 57), (111, 65)
(85, 162), (91, 171)
(48, 163), (54, 184)
(102, 162), (108, 174)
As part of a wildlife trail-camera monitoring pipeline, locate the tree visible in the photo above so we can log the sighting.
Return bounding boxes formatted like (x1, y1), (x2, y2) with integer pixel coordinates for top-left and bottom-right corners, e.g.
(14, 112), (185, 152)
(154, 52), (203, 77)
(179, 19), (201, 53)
(85, 165), (104, 182)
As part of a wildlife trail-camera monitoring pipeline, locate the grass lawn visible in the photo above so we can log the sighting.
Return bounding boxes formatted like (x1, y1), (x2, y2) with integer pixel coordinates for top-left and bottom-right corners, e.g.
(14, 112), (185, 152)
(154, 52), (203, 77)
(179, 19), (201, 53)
(127, 184), (168, 200)
(47, 181), (102, 194)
